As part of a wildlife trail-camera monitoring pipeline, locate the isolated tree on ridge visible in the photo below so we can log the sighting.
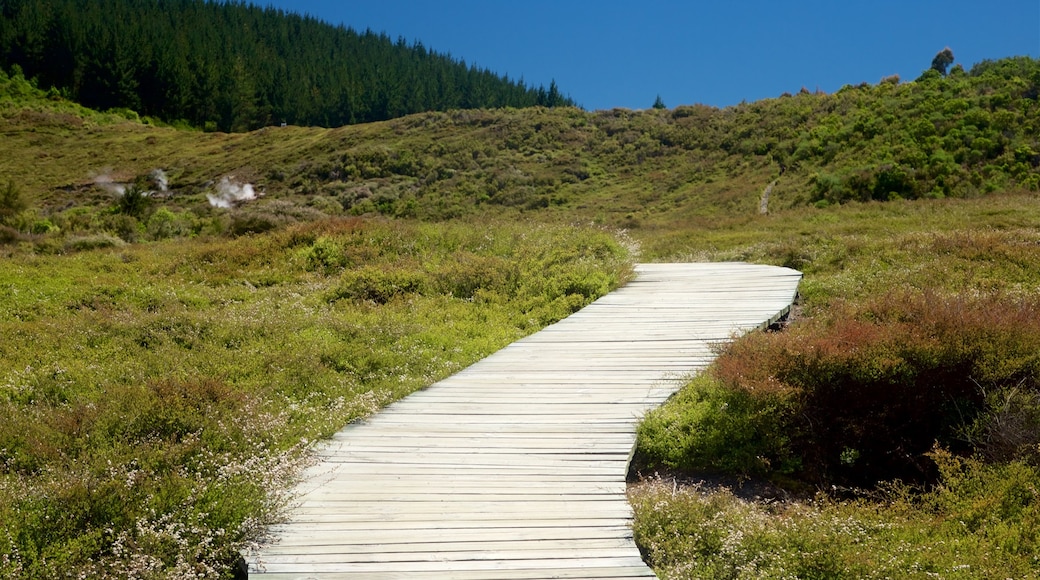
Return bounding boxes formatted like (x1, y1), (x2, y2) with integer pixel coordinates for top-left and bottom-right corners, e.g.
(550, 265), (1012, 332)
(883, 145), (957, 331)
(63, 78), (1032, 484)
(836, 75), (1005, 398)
(931, 47), (955, 76)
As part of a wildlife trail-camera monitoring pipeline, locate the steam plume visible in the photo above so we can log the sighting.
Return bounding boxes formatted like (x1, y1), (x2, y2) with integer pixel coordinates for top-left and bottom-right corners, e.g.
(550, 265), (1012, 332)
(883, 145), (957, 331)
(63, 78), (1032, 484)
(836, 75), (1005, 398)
(93, 172), (126, 196)
(207, 177), (258, 208)
(150, 169), (169, 192)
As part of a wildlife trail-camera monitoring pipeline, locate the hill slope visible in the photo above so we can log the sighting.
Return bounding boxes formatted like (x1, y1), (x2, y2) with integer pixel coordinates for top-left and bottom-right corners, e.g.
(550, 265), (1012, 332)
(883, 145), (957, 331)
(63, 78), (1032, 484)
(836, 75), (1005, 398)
(1, 57), (1038, 256)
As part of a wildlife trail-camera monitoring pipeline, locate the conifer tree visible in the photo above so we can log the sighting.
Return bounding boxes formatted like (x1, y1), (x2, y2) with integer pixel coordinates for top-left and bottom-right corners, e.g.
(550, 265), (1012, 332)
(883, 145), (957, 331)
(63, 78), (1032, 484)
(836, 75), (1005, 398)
(0, 0), (578, 129)
(931, 47), (955, 76)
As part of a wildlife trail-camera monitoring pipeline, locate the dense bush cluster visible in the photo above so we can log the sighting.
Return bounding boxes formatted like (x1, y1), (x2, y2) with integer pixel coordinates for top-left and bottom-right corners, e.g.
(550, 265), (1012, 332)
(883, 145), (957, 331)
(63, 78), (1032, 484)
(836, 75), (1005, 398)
(630, 454), (1040, 579)
(718, 293), (1040, 486)
(638, 292), (1040, 489)
(264, 57), (1040, 222)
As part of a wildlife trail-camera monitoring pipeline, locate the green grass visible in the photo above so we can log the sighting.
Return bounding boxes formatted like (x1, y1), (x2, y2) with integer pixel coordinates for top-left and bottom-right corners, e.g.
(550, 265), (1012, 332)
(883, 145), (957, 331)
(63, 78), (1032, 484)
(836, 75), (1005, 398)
(0, 218), (631, 577)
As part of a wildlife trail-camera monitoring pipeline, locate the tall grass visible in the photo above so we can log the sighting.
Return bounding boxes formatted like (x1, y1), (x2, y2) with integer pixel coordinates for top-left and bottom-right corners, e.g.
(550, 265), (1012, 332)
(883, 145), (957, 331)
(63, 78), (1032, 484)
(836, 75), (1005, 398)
(0, 218), (631, 578)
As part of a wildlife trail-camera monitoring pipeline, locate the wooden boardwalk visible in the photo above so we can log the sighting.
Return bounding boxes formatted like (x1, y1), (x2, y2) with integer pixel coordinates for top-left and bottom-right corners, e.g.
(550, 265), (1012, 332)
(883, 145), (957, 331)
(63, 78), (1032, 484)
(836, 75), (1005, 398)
(247, 262), (802, 579)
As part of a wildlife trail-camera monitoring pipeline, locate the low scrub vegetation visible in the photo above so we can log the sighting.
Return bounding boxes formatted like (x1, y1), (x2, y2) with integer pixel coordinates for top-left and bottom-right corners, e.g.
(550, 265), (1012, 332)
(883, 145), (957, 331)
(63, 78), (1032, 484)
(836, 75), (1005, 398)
(2, 58), (1039, 245)
(630, 452), (1040, 579)
(0, 218), (631, 577)
(723, 293), (1040, 484)
(631, 194), (1040, 578)
(636, 290), (1040, 482)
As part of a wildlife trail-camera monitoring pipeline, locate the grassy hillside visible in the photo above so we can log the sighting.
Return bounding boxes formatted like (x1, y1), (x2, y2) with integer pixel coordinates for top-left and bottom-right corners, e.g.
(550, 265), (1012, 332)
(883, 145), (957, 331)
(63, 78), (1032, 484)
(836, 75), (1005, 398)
(2, 56), (1040, 578)
(2, 57), (1038, 254)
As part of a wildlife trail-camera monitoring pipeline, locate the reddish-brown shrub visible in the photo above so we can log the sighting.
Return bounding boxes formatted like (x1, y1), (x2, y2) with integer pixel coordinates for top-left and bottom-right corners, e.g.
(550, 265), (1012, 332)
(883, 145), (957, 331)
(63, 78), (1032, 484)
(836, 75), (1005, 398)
(713, 291), (1040, 487)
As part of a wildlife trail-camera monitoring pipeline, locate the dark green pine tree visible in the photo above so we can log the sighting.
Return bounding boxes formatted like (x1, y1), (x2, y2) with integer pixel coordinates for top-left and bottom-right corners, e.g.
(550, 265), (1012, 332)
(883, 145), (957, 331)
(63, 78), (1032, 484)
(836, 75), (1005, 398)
(931, 47), (955, 76)
(0, 0), (578, 130)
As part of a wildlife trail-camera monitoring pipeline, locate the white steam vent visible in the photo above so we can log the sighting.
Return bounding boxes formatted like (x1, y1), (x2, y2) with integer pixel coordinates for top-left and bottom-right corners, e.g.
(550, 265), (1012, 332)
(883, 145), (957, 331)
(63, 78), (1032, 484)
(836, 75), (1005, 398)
(93, 168), (170, 197)
(150, 168), (169, 193)
(93, 172), (127, 196)
(207, 177), (259, 208)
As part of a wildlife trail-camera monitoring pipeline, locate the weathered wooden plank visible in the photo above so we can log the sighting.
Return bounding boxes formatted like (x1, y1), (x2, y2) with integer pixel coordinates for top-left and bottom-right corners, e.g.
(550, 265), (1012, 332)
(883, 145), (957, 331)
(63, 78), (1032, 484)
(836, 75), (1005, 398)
(319, 445), (636, 455)
(292, 480), (627, 495)
(315, 452), (635, 463)
(264, 530), (642, 544)
(299, 465), (625, 476)
(258, 525), (637, 546)
(280, 510), (634, 524)
(258, 536), (636, 556)
(297, 485), (627, 497)
(353, 419), (643, 429)
(255, 546), (648, 565)
(298, 494), (630, 505)
(247, 262), (801, 578)
(290, 478), (625, 493)
(266, 519), (640, 536)
(250, 567), (657, 579)
(312, 453), (635, 464)
(381, 402), (673, 412)
(328, 433), (638, 443)
(254, 555), (653, 574)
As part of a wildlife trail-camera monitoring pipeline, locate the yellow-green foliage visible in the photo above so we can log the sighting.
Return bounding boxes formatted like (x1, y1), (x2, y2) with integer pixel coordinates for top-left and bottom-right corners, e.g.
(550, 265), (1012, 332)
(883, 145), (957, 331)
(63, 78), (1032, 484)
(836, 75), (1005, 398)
(630, 461), (1040, 580)
(633, 374), (797, 480)
(0, 218), (631, 577)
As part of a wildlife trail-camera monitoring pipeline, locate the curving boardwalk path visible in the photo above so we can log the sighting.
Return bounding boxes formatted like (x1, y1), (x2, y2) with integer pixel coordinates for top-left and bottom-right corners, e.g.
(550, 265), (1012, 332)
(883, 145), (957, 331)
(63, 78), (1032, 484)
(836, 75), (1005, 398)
(247, 262), (802, 579)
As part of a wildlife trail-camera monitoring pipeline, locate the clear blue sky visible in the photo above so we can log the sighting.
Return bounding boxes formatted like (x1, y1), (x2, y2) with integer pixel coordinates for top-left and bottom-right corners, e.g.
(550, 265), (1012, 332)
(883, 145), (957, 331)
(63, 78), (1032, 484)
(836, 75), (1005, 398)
(268, 0), (1038, 111)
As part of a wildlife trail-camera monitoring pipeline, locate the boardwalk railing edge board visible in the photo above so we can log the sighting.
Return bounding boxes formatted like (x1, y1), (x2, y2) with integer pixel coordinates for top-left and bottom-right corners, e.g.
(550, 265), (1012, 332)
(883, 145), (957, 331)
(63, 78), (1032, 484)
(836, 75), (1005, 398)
(246, 262), (801, 579)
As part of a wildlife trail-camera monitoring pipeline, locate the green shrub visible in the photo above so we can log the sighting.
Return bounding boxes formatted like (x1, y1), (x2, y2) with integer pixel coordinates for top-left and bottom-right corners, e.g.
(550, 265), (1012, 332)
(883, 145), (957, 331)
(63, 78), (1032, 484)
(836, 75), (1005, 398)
(297, 235), (351, 274)
(64, 234), (126, 252)
(0, 180), (27, 225)
(927, 448), (1040, 551)
(29, 218), (59, 235)
(146, 207), (199, 240)
(116, 184), (150, 217)
(634, 374), (798, 479)
(105, 214), (142, 242)
(430, 251), (513, 298)
(330, 263), (428, 303)
(958, 383), (1040, 464)
(0, 224), (24, 244)
(228, 202), (328, 236)
(630, 460), (1040, 580)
